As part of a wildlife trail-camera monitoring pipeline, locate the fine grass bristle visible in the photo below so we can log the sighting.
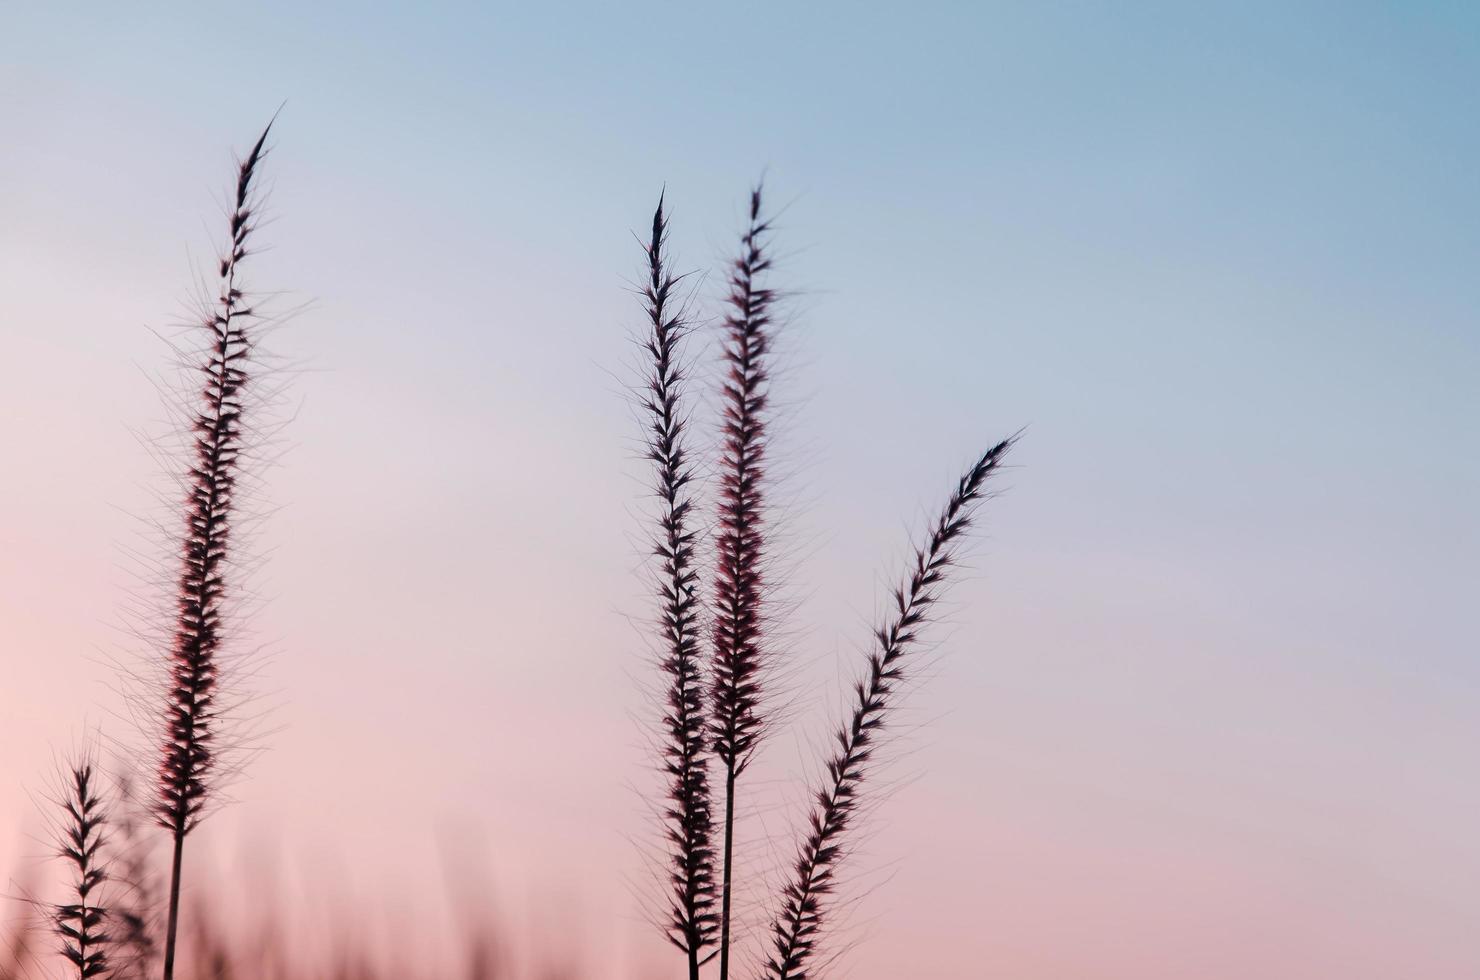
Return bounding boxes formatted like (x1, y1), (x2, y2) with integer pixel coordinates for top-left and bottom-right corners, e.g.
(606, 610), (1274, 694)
(0, 926), (32, 980)
(157, 116), (277, 980)
(760, 437), (1016, 980)
(709, 184), (777, 980)
(54, 760), (110, 980)
(637, 193), (719, 978)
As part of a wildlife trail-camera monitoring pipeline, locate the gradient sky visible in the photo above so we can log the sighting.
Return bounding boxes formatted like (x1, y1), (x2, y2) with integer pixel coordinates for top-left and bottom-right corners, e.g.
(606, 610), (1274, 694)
(2, 2), (1478, 977)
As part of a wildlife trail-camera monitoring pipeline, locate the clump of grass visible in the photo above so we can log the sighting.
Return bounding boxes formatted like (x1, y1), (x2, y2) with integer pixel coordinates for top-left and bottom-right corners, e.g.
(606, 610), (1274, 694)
(156, 116), (278, 980)
(760, 438), (1015, 979)
(708, 185), (777, 980)
(54, 759), (111, 980)
(628, 185), (1017, 978)
(636, 193), (718, 978)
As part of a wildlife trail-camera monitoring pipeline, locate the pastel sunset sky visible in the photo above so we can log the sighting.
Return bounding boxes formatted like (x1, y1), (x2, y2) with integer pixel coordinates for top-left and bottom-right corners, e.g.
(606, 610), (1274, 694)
(2, 3), (1477, 977)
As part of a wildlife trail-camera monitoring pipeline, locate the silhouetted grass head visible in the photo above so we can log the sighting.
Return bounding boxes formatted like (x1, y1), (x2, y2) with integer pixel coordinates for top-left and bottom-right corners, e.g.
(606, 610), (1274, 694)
(155, 119), (273, 839)
(153, 115), (281, 980)
(761, 437), (1016, 980)
(708, 185), (776, 779)
(54, 759), (111, 980)
(635, 193), (719, 974)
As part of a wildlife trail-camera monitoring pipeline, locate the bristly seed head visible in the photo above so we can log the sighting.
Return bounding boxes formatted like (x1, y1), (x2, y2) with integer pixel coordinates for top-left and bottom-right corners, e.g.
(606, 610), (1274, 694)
(760, 437), (1016, 980)
(639, 193), (719, 965)
(55, 762), (111, 980)
(709, 184), (775, 778)
(155, 120), (273, 839)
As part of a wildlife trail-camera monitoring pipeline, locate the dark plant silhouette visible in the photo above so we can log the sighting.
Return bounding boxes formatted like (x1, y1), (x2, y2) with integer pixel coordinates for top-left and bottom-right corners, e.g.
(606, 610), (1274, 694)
(3, 143), (1018, 980)
(759, 438), (1016, 980)
(630, 186), (1018, 978)
(637, 194), (718, 978)
(156, 117), (277, 980)
(55, 760), (111, 980)
(708, 186), (776, 980)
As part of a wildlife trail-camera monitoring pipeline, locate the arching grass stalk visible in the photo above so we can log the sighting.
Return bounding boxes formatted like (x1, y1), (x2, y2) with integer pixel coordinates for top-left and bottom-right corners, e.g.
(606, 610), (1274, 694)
(761, 438), (1016, 980)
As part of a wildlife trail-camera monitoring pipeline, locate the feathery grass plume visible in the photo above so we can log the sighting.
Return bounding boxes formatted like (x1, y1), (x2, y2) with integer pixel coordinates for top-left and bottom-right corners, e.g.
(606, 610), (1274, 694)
(760, 438), (1016, 980)
(709, 184), (777, 980)
(55, 760), (111, 980)
(156, 117), (277, 980)
(635, 193), (717, 978)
